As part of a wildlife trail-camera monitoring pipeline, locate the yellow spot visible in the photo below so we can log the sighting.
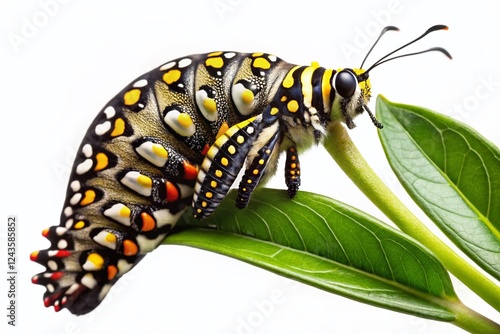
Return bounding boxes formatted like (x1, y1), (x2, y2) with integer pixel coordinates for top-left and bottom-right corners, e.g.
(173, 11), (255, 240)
(280, 96), (287, 102)
(236, 135), (244, 144)
(105, 232), (117, 243)
(291, 155), (297, 161)
(322, 69), (333, 106)
(208, 51), (223, 57)
(152, 144), (168, 159)
(227, 145), (236, 155)
(283, 66), (299, 88)
(221, 157), (229, 166)
(137, 175), (152, 188)
(177, 113), (193, 128)
(216, 122), (229, 139)
(210, 180), (217, 188)
(163, 69), (182, 84)
(197, 208), (202, 213)
(74, 221), (85, 229)
(290, 170), (296, 175)
(311, 61), (320, 68)
(94, 153), (108, 171)
(80, 190), (96, 206)
(206, 192), (213, 199)
(265, 149), (271, 154)
(111, 118), (125, 137)
(258, 159), (265, 165)
(119, 205), (131, 217)
(88, 253), (104, 269)
(124, 89), (141, 106)
(253, 169), (259, 175)
(253, 57), (271, 69)
(291, 163), (297, 169)
(203, 98), (217, 113)
(241, 89), (254, 105)
(247, 179), (253, 184)
(201, 201), (207, 207)
(287, 100), (299, 113)
(205, 57), (224, 68)
(270, 107), (279, 115)
(215, 170), (223, 178)
(252, 52), (263, 57)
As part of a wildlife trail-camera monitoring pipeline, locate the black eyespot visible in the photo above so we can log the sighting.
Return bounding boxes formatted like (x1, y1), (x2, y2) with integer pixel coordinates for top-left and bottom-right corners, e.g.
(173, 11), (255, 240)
(333, 70), (358, 98)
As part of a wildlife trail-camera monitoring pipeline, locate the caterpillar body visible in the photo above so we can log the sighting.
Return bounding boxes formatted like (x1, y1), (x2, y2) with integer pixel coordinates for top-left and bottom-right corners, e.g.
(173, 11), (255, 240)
(31, 26), (450, 315)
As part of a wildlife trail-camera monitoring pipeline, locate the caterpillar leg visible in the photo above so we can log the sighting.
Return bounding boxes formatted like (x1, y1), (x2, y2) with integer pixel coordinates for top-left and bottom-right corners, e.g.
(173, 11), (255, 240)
(192, 115), (265, 219)
(236, 125), (281, 209)
(284, 146), (301, 197)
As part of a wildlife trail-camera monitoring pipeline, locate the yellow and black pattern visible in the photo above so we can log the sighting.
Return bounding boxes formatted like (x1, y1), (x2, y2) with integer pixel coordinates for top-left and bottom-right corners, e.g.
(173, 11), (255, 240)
(31, 50), (375, 315)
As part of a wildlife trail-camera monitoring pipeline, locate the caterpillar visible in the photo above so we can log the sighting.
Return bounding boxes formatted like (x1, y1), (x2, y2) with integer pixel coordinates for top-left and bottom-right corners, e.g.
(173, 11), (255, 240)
(31, 25), (450, 315)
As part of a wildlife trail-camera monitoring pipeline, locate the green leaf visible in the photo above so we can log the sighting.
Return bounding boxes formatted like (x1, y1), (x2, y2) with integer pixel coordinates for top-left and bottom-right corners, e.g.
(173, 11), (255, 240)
(166, 189), (458, 321)
(376, 95), (500, 281)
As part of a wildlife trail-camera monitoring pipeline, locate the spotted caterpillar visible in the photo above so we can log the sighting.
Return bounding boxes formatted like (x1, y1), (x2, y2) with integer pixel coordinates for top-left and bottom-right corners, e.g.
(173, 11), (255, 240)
(31, 25), (449, 315)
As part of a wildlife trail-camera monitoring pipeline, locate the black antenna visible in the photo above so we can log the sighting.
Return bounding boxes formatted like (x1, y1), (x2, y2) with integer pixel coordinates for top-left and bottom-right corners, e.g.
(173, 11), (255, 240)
(364, 25), (451, 74)
(360, 26), (399, 69)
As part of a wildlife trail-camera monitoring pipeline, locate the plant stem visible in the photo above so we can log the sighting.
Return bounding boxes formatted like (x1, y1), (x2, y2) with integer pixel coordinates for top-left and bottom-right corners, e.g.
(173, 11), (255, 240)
(324, 121), (500, 314)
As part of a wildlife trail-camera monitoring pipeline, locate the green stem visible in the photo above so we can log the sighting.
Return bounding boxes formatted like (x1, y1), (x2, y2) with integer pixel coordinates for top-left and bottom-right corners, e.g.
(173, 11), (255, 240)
(324, 121), (500, 314)
(450, 302), (500, 334)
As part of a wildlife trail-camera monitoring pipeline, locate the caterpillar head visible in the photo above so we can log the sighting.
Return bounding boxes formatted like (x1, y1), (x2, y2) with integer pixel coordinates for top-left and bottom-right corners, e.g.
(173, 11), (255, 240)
(331, 24), (451, 130)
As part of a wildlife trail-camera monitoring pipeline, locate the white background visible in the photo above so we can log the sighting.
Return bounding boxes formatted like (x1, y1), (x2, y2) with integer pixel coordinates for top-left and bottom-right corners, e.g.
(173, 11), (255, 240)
(1, 0), (499, 333)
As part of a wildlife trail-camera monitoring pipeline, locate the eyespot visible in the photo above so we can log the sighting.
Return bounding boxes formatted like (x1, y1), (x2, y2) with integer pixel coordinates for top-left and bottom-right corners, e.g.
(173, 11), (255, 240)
(333, 70), (358, 98)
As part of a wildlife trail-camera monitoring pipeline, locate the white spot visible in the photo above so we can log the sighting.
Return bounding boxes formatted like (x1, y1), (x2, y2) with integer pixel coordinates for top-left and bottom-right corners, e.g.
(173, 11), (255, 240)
(120, 171), (152, 197)
(64, 206), (73, 217)
(117, 259), (133, 276)
(81, 273), (97, 289)
(95, 121), (111, 135)
(56, 227), (68, 236)
(65, 283), (80, 295)
(98, 284), (112, 301)
(65, 219), (73, 228)
(47, 260), (58, 271)
(61, 296), (67, 305)
(178, 83), (184, 88)
(76, 159), (93, 175)
(103, 203), (132, 226)
(104, 106), (116, 119)
(58, 239), (68, 249)
(268, 55), (277, 62)
(231, 82), (255, 116)
(47, 250), (59, 257)
(217, 71), (222, 76)
(133, 79), (148, 88)
(69, 193), (82, 206)
(178, 58), (192, 68)
(224, 52), (236, 59)
(82, 144), (92, 158)
(136, 233), (167, 253)
(178, 183), (194, 199)
(70, 180), (81, 192)
(135, 141), (168, 168)
(160, 61), (176, 71)
(47, 284), (55, 293)
(246, 126), (255, 134)
(153, 208), (185, 228)
(163, 109), (196, 137)
(92, 230), (117, 250)
(195, 89), (218, 122)
(260, 71), (265, 76)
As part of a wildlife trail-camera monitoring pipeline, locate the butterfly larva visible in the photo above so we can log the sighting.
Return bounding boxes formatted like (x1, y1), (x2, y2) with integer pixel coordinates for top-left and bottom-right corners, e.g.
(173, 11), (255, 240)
(31, 25), (450, 315)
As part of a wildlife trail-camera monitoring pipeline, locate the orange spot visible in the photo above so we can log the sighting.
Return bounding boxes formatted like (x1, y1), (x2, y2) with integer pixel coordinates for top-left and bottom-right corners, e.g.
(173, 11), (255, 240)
(51, 272), (64, 280)
(123, 240), (138, 256)
(111, 118), (125, 137)
(80, 190), (96, 206)
(107, 265), (118, 280)
(42, 228), (49, 237)
(216, 121), (229, 139)
(201, 143), (210, 156)
(165, 181), (179, 202)
(123, 89), (141, 106)
(140, 212), (155, 232)
(183, 161), (198, 180)
(94, 152), (109, 171)
(30, 251), (39, 261)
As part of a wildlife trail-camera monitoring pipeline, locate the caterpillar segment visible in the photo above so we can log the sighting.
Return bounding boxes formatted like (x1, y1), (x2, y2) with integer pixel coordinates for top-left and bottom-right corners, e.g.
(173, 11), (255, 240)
(33, 25), (451, 315)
